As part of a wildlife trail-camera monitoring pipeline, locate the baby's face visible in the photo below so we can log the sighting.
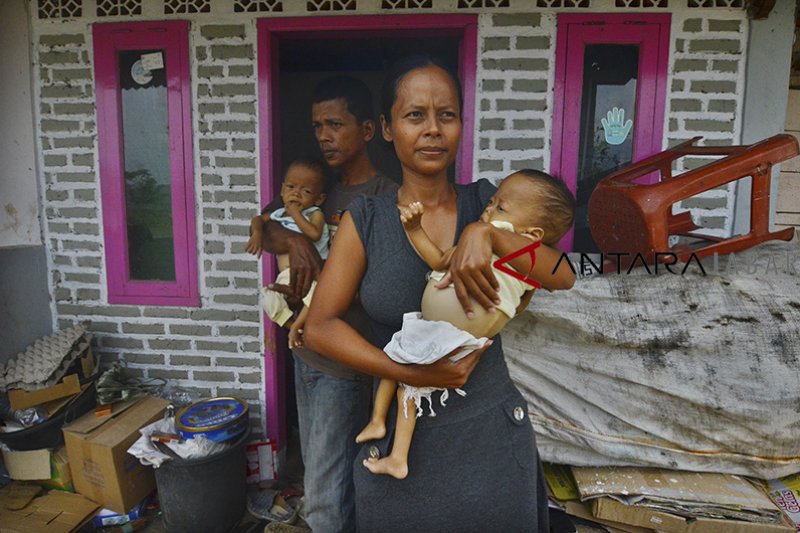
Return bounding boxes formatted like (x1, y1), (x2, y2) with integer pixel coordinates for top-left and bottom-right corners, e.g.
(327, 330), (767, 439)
(280, 164), (325, 210)
(480, 173), (540, 231)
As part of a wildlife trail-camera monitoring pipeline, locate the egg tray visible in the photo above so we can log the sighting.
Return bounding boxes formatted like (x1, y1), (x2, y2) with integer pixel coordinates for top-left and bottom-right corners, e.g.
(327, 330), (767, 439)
(0, 323), (92, 392)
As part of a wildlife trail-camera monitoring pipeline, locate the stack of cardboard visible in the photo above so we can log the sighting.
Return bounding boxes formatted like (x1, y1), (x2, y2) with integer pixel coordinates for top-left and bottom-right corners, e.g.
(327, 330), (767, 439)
(765, 473), (800, 532)
(545, 464), (797, 532)
(0, 326), (96, 490)
(0, 483), (100, 533)
(0, 396), (167, 532)
(62, 395), (168, 514)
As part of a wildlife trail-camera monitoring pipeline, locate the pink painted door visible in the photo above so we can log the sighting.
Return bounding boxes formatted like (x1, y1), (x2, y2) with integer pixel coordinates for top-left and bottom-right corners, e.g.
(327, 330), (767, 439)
(551, 14), (670, 252)
(257, 15), (478, 451)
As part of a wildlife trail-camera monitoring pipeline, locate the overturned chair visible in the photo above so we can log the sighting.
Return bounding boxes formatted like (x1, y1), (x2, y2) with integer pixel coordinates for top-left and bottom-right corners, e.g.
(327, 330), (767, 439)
(588, 134), (799, 264)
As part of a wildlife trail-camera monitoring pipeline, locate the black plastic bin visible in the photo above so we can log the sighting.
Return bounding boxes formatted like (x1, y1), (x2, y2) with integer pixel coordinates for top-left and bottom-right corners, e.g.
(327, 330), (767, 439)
(154, 427), (250, 533)
(0, 382), (96, 450)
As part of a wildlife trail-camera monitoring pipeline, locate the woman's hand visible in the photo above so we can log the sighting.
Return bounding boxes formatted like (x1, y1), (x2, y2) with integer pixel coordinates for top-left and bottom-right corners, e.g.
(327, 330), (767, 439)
(437, 221), (500, 319)
(400, 341), (493, 389)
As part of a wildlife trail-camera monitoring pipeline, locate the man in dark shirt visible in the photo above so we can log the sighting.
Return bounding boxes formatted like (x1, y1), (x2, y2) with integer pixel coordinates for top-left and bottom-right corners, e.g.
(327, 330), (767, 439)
(260, 76), (397, 533)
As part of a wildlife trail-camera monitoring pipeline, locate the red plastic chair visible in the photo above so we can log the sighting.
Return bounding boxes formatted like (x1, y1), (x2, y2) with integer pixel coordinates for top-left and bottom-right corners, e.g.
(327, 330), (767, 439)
(587, 134), (798, 265)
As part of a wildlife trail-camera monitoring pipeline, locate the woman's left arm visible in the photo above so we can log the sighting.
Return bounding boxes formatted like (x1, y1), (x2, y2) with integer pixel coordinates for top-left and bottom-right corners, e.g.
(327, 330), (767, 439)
(443, 221), (575, 316)
(306, 212), (485, 388)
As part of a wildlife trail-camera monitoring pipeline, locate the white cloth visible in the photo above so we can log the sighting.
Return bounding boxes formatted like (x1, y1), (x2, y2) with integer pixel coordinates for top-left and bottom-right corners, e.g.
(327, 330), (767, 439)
(261, 268), (316, 326)
(384, 312), (489, 419)
(128, 418), (229, 467)
(269, 206), (329, 259)
(384, 312), (488, 365)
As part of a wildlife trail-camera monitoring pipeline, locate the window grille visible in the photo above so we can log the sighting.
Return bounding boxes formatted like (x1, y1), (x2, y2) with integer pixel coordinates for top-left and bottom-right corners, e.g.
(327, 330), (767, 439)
(307, 0), (357, 11)
(457, 0), (510, 7)
(38, 0), (82, 19)
(615, 0), (667, 7)
(687, 0), (743, 7)
(234, 0), (283, 12)
(381, 0), (433, 9)
(97, 0), (142, 16)
(164, 0), (211, 14)
(535, 0), (590, 7)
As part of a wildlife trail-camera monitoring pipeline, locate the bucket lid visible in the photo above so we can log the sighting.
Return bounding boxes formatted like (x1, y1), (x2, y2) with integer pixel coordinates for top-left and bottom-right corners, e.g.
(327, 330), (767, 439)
(175, 397), (248, 433)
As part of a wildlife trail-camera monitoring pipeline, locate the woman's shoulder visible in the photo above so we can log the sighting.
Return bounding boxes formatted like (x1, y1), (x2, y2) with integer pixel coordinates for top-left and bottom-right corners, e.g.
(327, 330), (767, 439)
(346, 190), (395, 217)
(346, 192), (397, 245)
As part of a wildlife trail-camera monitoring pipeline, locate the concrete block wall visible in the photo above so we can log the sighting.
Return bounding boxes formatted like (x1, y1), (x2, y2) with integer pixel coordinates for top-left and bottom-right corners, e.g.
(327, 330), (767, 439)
(472, 9), (747, 238)
(33, 21), (267, 435)
(473, 12), (554, 185)
(778, 89), (800, 236)
(28, 2), (753, 436)
(666, 13), (747, 238)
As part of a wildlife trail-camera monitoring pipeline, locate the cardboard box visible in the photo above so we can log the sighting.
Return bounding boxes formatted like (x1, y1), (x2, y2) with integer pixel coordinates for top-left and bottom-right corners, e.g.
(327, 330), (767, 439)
(246, 440), (277, 484)
(572, 467), (792, 533)
(1, 449), (51, 480)
(39, 447), (73, 491)
(8, 374), (81, 411)
(0, 486), (100, 533)
(543, 463), (581, 502)
(63, 395), (168, 513)
(1, 447), (72, 490)
(591, 496), (795, 533)
(92, 498), (148, 527)
(6, 346), (94, 412)
(765, 474), (800, 532)
(564, 500), (655, 533)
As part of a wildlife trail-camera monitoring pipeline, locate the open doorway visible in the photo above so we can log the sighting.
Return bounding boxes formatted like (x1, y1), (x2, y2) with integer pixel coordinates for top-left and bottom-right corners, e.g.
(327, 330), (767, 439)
(278, 36), (461, 186)
(257, 15), (478, 452)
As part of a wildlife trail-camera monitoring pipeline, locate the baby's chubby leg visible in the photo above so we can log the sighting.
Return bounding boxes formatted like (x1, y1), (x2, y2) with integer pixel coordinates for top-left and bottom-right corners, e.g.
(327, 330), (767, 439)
(363, 386), (415, 480)
(356, 378), (396, 443)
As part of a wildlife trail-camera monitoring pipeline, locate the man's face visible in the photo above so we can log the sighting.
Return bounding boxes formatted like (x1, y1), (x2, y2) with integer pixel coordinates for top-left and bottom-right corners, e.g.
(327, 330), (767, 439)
(311, 98), (372, 169)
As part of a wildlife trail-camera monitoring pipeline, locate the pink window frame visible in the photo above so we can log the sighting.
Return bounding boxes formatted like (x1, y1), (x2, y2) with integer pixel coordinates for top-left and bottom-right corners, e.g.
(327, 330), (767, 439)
(550, 13), (670, 252)
(94, 21), (198, 306)
(256, 15), (478, 447)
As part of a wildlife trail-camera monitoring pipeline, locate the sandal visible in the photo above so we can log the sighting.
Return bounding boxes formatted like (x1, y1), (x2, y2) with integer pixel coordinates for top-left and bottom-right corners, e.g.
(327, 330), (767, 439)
(247, 489), (298, 524)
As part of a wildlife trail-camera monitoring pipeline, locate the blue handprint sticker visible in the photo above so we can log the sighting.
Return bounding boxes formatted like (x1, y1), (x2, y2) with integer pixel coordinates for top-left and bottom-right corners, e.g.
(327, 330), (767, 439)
(601, 107), (633, 146)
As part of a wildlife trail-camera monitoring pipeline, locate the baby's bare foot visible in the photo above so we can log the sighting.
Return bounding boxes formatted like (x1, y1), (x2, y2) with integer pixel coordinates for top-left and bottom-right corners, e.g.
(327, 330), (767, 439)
(363, 456), (409, 480)
(355, 420), (386, 443)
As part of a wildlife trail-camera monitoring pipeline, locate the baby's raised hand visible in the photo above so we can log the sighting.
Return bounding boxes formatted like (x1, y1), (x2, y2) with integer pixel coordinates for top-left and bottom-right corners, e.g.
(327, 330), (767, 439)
(285, 201), (302, 216)
(400, 201), (424, 231)
(245, 232), (262, 258)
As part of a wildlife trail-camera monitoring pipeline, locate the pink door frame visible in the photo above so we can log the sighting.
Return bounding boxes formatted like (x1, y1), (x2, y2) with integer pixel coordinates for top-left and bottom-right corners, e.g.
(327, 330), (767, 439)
(256, 15), (478, 449)
(94, 21), (198, 306)
(550, 13), (671, 251)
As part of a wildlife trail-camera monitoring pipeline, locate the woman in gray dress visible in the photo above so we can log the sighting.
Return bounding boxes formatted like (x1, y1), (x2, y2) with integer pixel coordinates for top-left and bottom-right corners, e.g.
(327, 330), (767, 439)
(306, 56), (575, 532)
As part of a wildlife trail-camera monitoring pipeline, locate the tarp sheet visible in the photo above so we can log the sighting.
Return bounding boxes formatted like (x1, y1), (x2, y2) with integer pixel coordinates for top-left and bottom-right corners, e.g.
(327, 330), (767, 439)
(503, 241), (800, 479)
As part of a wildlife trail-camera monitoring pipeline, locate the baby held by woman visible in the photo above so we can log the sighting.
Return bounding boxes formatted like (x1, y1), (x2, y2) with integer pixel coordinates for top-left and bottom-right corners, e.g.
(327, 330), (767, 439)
(357, 169), (575, 479)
